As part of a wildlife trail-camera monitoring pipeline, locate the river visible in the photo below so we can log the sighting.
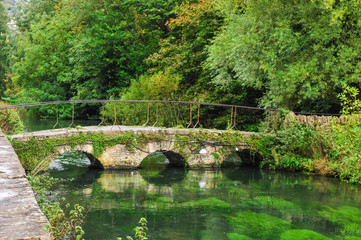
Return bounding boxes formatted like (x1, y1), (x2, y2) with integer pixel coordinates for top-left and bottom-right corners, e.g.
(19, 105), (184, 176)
(49, 151), (361, 240)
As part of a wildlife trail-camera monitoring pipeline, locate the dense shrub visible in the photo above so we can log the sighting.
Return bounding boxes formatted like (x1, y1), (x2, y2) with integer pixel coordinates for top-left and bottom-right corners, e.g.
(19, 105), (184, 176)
(0, 101), (24, 134)
(255, 117), (361, 184)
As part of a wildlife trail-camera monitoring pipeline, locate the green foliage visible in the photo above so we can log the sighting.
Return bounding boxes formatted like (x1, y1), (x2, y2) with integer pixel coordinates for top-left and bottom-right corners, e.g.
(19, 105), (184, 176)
(338, 85), (361, 115)
(12, 0), (182, 104)
(207, 0), (361, 112)
(147, 0), (259, 130)
(27, 175), (86, 240)
(326, 115), (361, 183)
(103, 71), (182, 126)
(118, 218), (148, 240)
(0, 0), (9, 98)
(0, 101), (24, 134)
(253, 113), (361, 183)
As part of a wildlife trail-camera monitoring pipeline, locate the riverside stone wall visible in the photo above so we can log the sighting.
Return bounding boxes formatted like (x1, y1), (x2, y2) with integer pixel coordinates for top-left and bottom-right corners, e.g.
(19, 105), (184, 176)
(285, 111), (347, 128)
(0, 130), (50, 240)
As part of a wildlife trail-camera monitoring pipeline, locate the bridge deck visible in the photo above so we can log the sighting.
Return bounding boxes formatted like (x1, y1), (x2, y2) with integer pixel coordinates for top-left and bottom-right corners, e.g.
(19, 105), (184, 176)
(10, 125), (253, 141)
(0, 130), (50, 239)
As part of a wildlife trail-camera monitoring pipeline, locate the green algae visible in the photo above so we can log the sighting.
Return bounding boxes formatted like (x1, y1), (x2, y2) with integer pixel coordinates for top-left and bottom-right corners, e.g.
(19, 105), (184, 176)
(227, 210), (293, 240)
(241, 196), (304, 216)
(343, 237), (361, 240)
(144, 196), (174, 208)
(280, 229), (331, 240)
(318, 205), (361, 238)
(180, 197), (231, 210)
(227, 233), (254, 240)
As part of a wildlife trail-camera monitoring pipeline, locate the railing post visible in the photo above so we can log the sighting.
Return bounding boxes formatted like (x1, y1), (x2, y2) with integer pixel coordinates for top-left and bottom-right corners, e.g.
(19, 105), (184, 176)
(231, 106), (237, 130)
(143, 103), (150, 127)
(26, 107), (30, 132)
(187, 104), (193, 128)
(67, 102), (76, 129)
(227, 106), (234, 130)
(193, 104), (201, 128)
(264, 110), (271, 133)
(53, 104), (62, 130)
(152, 103), (159, 127)
(98, 102), (106, 126)
(110, 101), (123, 130)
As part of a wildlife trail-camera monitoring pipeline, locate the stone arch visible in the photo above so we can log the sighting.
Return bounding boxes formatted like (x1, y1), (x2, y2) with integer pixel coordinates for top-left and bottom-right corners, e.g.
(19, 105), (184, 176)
(221, 149), (262, 168)
(52, 144), (103, 170)
(161, 150), (187, 167)
(138, 150), (187, 169)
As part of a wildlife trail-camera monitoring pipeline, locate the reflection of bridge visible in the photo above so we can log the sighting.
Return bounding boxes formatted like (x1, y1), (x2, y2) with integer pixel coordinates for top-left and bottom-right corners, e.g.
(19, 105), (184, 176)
(11, 125), (254, 169)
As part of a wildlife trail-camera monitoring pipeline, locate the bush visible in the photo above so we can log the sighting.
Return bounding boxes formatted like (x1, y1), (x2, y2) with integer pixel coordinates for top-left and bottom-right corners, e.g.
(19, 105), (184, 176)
(28, 175), (86, 240)
(0, 101), (24, 134)
(255, 116), (361, 184)
(104, 71), (185, 127)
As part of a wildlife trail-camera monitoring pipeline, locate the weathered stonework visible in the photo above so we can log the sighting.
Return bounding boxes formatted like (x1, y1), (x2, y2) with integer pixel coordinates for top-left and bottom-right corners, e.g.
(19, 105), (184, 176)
(285, 111), (348, 128)
(11, 126), (251, 169)
(54, 141), (225, 169)
(98, 144), (148, 169)
(0, 130), (50, 240)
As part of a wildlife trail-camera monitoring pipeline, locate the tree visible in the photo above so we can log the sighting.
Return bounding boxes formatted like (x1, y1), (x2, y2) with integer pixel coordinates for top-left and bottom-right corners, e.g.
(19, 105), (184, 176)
(12, 0), (183, 105)
(207, 0), (361, 113)
(148, 0), (225, 98)
(69, 0), (180, 100)
(14, 0), (59, 31)
(0, 0), (9, 98)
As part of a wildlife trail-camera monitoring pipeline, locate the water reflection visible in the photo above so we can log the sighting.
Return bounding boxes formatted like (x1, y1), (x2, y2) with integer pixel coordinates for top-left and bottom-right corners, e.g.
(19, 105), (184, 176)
(51, 156), (361, 240)
(139, 168), (187, 185)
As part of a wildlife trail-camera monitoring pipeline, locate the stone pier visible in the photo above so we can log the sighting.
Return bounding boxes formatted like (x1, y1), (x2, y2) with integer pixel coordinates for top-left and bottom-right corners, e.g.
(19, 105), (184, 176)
(0, 130), (50, 240)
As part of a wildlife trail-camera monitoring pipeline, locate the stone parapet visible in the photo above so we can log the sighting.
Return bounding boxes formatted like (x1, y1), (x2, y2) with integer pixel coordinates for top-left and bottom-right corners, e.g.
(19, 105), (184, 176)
(0, 130), (50, 240)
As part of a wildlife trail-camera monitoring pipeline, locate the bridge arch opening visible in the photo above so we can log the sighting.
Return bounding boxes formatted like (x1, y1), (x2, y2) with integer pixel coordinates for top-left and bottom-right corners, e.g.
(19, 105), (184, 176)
(138, 151), (188, 185)
(138, 151), (187, 169)
(221, 149), (262, 168)
(48, 150), (103, 172)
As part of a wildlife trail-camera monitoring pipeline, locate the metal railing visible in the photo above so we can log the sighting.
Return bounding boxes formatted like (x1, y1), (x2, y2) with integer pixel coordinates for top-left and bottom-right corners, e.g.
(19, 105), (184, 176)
(0, 100), (285, 133)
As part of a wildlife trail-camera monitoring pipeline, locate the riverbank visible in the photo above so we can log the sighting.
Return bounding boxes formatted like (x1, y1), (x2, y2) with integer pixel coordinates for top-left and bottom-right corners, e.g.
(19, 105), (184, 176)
(254, 116), (361, 184)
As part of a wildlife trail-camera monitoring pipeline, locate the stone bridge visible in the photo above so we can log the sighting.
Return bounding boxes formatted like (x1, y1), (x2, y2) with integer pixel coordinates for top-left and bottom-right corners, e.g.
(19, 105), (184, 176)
(11, 125), (254, 170)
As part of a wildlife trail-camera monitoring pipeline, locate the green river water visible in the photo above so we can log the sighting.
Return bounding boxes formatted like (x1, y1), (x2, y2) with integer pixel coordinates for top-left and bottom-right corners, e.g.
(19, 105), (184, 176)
(49, 151), (361, 240)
